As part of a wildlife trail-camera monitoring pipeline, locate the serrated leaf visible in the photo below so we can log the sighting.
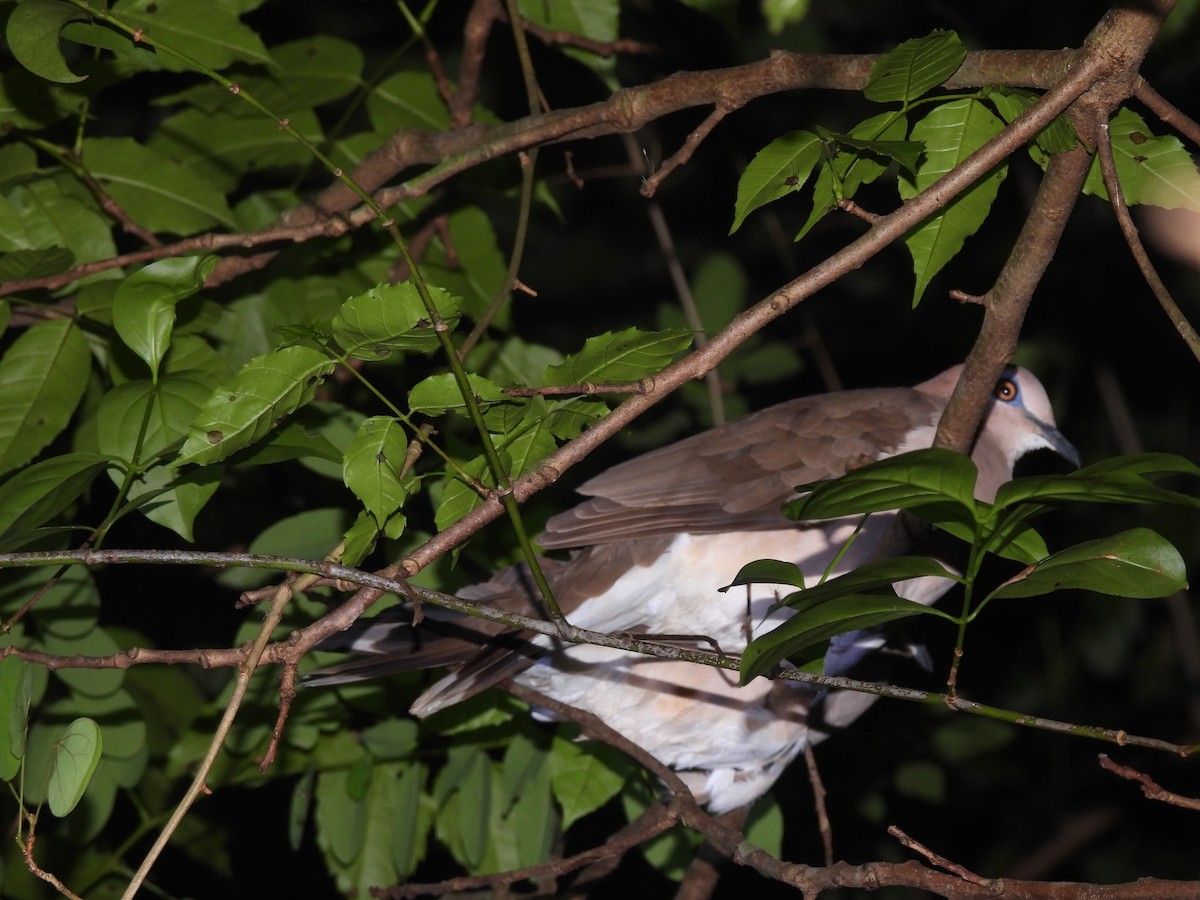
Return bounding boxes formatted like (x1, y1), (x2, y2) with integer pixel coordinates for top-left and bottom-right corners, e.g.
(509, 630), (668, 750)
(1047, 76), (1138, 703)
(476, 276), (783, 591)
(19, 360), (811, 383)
(408, 373), (505, 416)
(986, 87), (1077, 156)
(112, 257), (218, 378)
(730, 130), (822, 233)
(332, 283), (461, 360)
(343, 417), (413, 527)
(796, 112), (908, 241)
(499, 402), (560, 478)
(175, 346), (335, 466)
(47, 718), (102, 817)
(989, 528), (1188, 601)
(0, 319), (91, 476)
(865, 30), (966, 105)
(6, 0), (89, 84)
(544, 327), (692, 386)
(0, 453), (108, 547)
(1083, 107), (1200, 211)
(434, 454), (491, 533)
(815, 125), (924, 175)
(111, 0), (272, 72)
(898, 98), (1007, 305)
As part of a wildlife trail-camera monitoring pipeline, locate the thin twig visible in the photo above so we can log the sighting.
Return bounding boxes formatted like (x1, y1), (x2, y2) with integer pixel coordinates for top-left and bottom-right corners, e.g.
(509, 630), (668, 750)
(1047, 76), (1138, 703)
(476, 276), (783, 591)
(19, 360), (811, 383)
(120, 580), (298, 900)
(1134, 78), (1200, 149)
(1099, 753), (1200, 811)
(1095, 117), (1200, 362)
(803, 741), (834, 866)
(888, 826), (1002, 890)
(624, 132), (727, 425)
(23, 832), (85, 900)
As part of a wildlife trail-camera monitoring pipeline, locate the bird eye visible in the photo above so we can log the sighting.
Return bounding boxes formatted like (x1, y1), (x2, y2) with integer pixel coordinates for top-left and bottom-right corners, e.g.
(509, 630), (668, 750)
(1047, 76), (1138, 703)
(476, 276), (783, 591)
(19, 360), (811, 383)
(994, 377), (1018, 402)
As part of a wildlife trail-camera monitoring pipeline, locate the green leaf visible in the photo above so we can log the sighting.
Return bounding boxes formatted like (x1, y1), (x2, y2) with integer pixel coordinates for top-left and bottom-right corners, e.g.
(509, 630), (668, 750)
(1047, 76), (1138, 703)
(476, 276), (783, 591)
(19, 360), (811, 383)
(763, 0), (810, 34)
(730, 130), (822, 233)
(59, 20), (160, 74)
(98, 373), (217, 466)
(744, 793), (784, 856)
(986, 87), (1077, 156)
(0, 248), (76, 280)
(367, 71), (452, 134)
(796, 112), (908, 241)
(215, 507), (350, 591)
(544, 327), (692, 386)
(0, 453), (108, 547)
(550, 736), (627, 830)
(0, 657), (29, 780)
(864, 30), (966, 105)
(42, 627), (125, 698)
(29, 566), (100, 640)
(149, 108), (325, 187)
(175, 346), (336, 466)
(82, 137), (237, 235)
(6, 0), (89, 84)
(343, 417), (414, 527)
(111, 0), (273, 72)
(289, 769), (315, 852)
(729, 555), (958, 610)
(787, 448), (979, 522)
(434, 454), (490, 533)
(408, 373), (506, 416)
(814, 125), (924, 175)
(422, 207), (508, 325)
(1083, 107), (1200, 211)
(517, 0), (619, 81)
(434, 745), (491, 870)
(315, 761), (426, 894)
(992, 453), (1200, 511)
(112, 257), (219, 378)
(499, 401), (561, 478)
(898, 98), (1007, 305)
(47, 718), (103, 817)
(331, 283), (461, 360)
(0, 180), (116, 267)
(989, 528), (1188, 601)
(392, 763), (431, 877)
(741, 591), (938, 682)
(0, 319), (91, 476)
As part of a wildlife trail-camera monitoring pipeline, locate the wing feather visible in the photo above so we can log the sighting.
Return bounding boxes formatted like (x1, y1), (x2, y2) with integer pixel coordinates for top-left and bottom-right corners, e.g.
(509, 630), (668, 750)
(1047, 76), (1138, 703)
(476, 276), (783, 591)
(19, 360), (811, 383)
(540, 387), (941, 548)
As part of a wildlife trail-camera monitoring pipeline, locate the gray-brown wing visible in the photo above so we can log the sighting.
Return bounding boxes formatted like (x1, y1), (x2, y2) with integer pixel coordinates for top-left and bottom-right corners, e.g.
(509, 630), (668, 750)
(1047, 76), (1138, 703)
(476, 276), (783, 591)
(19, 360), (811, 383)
(539, 387), (942, 549)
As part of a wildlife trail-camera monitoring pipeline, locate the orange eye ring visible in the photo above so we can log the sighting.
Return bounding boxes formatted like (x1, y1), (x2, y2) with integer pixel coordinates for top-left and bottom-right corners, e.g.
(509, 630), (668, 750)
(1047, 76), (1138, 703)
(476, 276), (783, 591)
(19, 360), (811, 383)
(994, 378), (1018, 402)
